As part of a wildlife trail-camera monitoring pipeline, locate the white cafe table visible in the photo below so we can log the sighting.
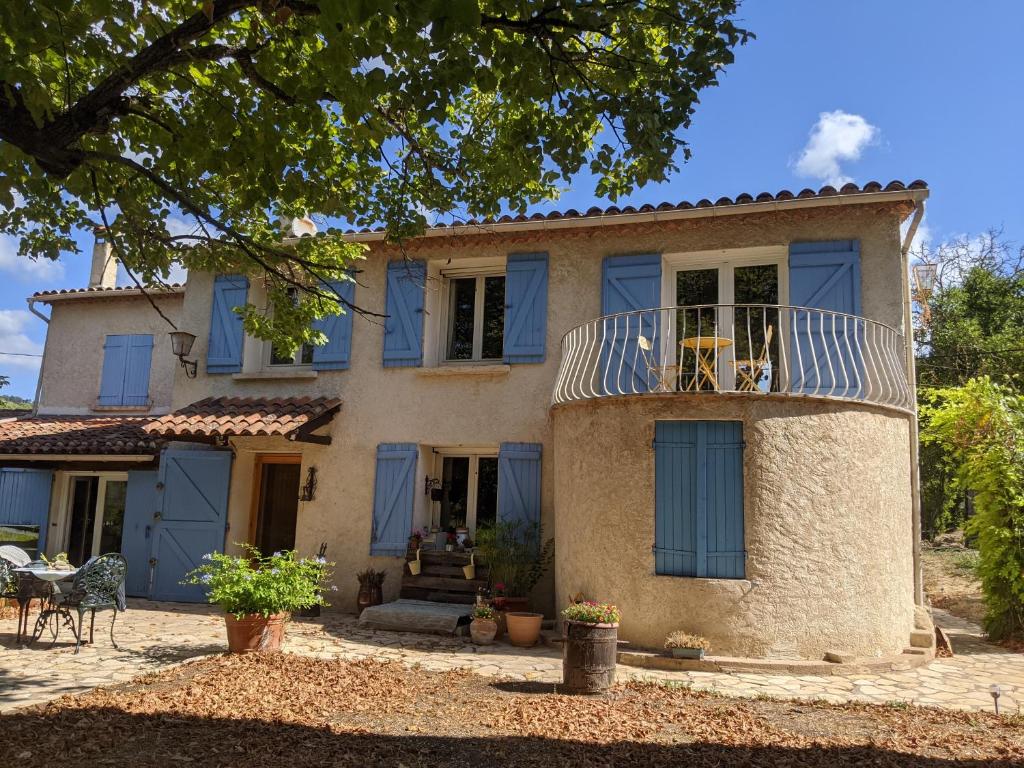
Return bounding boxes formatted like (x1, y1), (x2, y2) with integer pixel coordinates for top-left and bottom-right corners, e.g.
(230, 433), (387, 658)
(13, 567), (79, 646)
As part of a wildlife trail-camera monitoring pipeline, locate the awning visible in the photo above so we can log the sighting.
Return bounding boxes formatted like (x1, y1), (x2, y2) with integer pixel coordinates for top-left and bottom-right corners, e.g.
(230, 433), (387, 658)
(144, 396), (341, 445)
(0, 416), (164, 456)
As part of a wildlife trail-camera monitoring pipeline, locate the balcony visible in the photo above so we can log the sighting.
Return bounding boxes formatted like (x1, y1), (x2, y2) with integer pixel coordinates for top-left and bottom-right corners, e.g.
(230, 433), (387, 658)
(552, 304), (912, 410)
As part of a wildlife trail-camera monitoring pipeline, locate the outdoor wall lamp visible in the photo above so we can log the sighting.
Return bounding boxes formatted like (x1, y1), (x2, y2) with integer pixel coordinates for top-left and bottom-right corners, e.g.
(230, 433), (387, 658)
(299, 466), (318, 502)
(911, 262), (938, 326)
(169, 331), (198, 378)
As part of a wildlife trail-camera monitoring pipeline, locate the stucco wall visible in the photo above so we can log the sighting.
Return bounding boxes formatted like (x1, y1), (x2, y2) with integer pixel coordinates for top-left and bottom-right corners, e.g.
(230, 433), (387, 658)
(37, 294), (183, 415)
(552, 394), (915, 659)
(153, 203), (912, 616)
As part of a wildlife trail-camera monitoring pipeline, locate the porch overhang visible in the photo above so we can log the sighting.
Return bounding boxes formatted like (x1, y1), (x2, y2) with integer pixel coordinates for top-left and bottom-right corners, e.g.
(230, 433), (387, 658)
(143, 396), (341, 446)
(0, 416), (164, 457)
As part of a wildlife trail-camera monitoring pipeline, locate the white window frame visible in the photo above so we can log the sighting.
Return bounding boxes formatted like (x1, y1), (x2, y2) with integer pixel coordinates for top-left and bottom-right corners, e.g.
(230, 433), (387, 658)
(54, 471), (129, 560)
(437, 263), (506, 364)
(430, 448), (499, 535)
(265, 340), (315, 368)
(660, 246), (789, 391)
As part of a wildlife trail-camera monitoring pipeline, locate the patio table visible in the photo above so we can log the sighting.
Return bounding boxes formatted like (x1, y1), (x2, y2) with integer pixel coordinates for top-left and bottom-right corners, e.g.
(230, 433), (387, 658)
(680, 336), (733, 391)
(13, 567), (78, 647)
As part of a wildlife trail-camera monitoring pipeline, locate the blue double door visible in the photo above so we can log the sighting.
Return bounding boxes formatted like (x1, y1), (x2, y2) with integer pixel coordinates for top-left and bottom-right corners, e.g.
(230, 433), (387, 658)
(122, 448), (232, 601)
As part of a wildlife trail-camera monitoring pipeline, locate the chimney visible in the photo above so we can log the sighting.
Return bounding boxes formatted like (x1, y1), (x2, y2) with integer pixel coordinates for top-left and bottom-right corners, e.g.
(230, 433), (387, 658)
(89, 227), (117, 289)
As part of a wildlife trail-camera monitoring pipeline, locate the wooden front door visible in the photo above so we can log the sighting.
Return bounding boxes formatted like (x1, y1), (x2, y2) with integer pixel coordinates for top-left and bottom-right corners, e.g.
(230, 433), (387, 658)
(254, 456), (302, 555)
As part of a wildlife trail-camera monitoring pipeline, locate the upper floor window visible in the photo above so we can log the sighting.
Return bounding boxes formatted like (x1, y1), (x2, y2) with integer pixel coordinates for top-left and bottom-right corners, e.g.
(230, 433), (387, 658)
(267, 287), (314, 367)
(98, 334), (153, 407)
(444, 273), (505, 362)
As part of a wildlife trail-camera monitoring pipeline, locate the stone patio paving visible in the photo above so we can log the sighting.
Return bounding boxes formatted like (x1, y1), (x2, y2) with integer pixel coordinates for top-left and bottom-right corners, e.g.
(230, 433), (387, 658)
(1, 601), (1020, 714)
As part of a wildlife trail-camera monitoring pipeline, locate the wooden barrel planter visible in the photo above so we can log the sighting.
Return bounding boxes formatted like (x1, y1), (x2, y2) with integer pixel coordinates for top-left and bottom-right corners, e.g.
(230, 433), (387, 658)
(562, 621), (619, 694)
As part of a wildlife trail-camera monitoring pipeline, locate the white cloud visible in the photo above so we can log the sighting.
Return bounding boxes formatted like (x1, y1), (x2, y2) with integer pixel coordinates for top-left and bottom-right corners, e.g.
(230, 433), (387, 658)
(794, 110), (879, 187)
(0, 309), (44, 373)
(0, 235), (65, 282)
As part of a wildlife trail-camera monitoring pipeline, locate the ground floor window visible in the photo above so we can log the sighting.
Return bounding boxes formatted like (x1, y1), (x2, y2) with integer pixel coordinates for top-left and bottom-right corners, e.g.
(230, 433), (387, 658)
(433, 453), (499, 535)
(65, 474), (128, 564)
(653, 421), (746, 579)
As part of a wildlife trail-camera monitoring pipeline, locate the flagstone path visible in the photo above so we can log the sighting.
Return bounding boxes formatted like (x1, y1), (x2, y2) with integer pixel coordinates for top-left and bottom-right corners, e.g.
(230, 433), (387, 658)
(1, 601), (1020, 714)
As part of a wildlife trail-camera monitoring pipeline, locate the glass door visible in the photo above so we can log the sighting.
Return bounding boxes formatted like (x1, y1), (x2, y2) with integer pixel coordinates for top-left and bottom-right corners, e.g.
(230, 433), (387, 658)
(435, 454), (499, 537)
(676, 268), (720, 391)
(734, 264), (780, 392)
(66, 475), (128, 565)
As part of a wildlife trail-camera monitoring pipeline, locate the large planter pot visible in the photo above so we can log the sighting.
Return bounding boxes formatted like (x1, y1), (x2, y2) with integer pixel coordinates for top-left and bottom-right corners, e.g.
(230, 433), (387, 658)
(562, 621), (618, 694)
(470, 618), (498, 645)
(356, 585), (383, 616)
(505, 612), (543, 648)
(224, 613), (288, 654)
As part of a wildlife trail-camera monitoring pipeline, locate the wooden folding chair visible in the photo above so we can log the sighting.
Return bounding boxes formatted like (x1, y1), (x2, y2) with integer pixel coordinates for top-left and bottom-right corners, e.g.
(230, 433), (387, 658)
(733, 325), (774, 392)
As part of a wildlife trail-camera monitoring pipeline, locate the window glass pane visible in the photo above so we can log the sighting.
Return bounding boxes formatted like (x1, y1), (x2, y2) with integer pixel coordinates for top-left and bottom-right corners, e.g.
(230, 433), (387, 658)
(676, 269), (719, 391)
(476, 458), (499, 530)
(298, 343), (314, 365)
(99, 480), (127, 554)
(439, 457), (470, 530)
(270, 344), (293, 365)
(68, 477), (98, 565)
(734, 264), (779, 392)
(481, 276), (505, 359)
(447, 278), (476, 360)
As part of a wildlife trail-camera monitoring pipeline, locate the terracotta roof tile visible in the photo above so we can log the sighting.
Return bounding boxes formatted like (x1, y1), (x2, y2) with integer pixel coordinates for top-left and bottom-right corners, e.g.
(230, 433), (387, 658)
(0, 416), (164, 455)
(32, 284), (184, 300)
(334, 180), (928, 236)
(144, 396), (341, 438)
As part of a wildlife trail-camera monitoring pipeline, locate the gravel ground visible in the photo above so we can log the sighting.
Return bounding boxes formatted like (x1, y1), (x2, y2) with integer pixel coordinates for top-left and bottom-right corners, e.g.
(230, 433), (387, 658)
(1, 653), (1022, 767)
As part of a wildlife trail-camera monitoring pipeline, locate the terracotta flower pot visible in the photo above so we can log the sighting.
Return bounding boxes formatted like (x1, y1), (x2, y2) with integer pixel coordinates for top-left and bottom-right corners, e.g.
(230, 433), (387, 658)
(224, 612), (288, 653)
(505, 612), (543, 647)
(470, 618), (498, 645)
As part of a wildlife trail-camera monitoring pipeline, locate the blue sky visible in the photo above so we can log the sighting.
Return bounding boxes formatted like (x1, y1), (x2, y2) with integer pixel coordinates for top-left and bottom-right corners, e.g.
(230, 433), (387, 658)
(0, 0), (1021, 399)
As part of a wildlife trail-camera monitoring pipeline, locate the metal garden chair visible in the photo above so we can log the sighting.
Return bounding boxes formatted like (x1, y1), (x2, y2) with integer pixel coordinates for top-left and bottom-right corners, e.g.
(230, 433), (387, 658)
(54, 553), (128, 654)
(0, 546), (51, 644)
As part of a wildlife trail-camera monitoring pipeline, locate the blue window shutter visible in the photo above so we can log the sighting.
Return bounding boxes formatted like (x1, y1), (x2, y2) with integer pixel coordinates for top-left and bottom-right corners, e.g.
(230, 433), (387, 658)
(207, 274), (248, 374)
(497, 442), (542, 529)
(654, 421), (744, 579)
(503, 253), (548, 364)
(601, 254), (662, 394)
(312, 278), (356, 371)
(370, 443), (418, 555)
(702, 422), (746, 578)
(382, 261), (425, 368)
(98, 335), (129, 406)
(0, 468), (53, 555)
(789, 241), (863, 398)
(123, 334), (154, 406)
(654, 422), (698, 576)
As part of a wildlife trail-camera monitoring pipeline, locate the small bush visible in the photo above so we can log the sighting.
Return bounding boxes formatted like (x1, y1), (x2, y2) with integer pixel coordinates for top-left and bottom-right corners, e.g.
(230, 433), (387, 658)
(472, 605), (496, 621)
(664, 631), (711, 651)
(561, 601), (620, 624)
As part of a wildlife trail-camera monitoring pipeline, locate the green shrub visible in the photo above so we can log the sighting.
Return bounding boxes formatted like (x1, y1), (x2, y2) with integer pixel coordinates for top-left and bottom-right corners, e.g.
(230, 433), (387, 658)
(922, 377), (1024, 641)
(474, 520), (554, 598)
(184, 545), (334, 618)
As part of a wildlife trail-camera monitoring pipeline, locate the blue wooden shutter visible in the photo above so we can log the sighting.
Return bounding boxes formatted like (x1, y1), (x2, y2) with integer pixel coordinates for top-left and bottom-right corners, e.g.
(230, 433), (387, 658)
(123, 470), (157, 597)
(789, 241), (863, 398)
(702, 421), (746, 578)
(207, 274), (248, 373)
(382, 260), (426, 367)
(503, 253), (548, 363)
(123, 334), (153, 406)
(98, 334), (129, 405)
(312, 277), (356, 371)
(654, 421), (745, 579)
(370, 443), (418, 555)
(601, 254), (662, 394)
(497, 442), (542, 529)
(0, 468), (53, 556)
(654, 422), (698, 576)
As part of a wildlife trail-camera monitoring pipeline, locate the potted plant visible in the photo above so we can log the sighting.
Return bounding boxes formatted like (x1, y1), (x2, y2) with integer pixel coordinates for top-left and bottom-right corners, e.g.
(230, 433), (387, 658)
(184, 546), (332, 654)
(408, 527), (426, 551)
(561, 601), (621, 694)
(445, 528), (457, 552)
(475, 521), (554, 648)
(356, 568), (386, 615)
(469, 604), (498, 645)
(665, 631), (711, 659)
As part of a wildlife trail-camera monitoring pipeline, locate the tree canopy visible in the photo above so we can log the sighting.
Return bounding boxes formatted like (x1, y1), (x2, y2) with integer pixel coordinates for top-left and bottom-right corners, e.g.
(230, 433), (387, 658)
(0, 0), (749, 348)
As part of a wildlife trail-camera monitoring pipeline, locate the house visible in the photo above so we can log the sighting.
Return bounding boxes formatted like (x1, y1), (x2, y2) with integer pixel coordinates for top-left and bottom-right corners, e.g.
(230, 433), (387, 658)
(0, 180), (929, 659)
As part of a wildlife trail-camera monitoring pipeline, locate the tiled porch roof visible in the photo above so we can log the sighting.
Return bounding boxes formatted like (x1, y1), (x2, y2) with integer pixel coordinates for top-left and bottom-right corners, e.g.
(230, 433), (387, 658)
(0, 416), (164, 455)
(144, 396), (341, 440)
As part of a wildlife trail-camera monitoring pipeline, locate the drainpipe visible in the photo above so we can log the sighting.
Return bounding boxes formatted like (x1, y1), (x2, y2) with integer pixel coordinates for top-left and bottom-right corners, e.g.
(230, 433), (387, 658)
(900, 200), (926, 606)
(26, 298), (50, 417)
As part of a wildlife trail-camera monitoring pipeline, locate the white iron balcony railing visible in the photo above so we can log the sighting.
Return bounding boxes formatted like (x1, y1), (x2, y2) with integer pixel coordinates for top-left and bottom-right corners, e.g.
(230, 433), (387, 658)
(552, 304), (913, 410)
